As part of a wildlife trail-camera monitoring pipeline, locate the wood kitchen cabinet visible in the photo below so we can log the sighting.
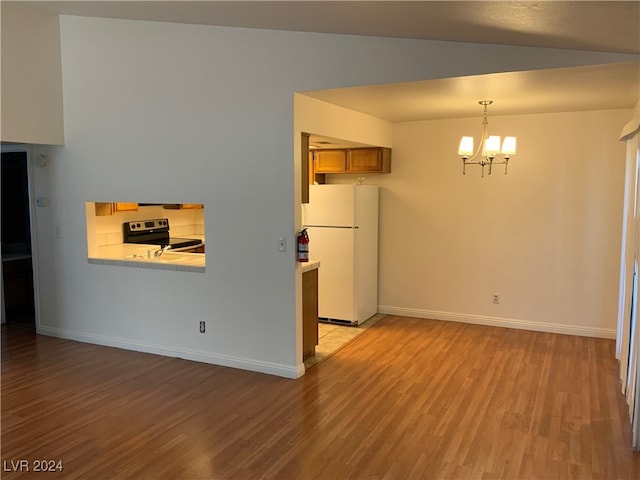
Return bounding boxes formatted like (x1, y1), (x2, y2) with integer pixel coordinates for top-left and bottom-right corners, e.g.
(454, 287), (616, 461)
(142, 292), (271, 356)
(94, 202), (138, 216)
(349, 148), (391, 173)
(314, 149), (348, 173)
(302, 268), (319, 360)
(308, 150), (325, 185)
(115, 202), (138, 211)
(313, 147), (391, 175)
(163, 203), (204, 209)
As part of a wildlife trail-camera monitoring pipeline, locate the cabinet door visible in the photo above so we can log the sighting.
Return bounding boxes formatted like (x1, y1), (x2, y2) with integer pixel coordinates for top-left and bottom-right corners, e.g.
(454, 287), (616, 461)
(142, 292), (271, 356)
(302, 268), (319, 359)
(315, 150), (348, 173)
(95, 202), (138, 216)
(349, 148), (381, 172)
(115, 202), (138, 212)
(309, 151), (326, 185)
(94, 202), (114, 216)
(348, 148), (391, 173)
(162, 203), (203, 209)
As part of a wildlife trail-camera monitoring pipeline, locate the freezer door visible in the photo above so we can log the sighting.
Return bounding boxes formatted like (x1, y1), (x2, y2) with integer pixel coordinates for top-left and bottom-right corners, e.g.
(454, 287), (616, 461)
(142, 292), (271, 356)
(306, 226), (357, 322)
(302, 185), (357, 227)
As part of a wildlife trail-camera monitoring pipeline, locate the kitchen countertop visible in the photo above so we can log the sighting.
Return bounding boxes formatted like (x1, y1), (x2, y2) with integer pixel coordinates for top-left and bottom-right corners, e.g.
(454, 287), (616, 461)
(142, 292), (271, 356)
(89, 238), (319, 274)
(301, 260), (320, 273)
(89, 242), (205, 272)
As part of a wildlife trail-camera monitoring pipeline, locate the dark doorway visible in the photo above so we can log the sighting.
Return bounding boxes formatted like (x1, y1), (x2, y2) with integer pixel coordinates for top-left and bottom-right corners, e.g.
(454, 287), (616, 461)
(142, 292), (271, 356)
(1, 148), (35, 329)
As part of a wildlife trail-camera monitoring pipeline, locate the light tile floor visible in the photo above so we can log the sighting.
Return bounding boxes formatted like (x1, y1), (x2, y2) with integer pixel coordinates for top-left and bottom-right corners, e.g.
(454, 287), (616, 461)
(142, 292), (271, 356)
(304, 313), (385, 369)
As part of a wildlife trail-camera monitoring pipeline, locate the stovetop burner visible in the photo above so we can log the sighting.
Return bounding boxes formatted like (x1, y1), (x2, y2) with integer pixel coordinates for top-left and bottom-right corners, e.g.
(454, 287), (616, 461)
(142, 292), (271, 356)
(123, 218), (201, 250)
(165, 237), (202, 249)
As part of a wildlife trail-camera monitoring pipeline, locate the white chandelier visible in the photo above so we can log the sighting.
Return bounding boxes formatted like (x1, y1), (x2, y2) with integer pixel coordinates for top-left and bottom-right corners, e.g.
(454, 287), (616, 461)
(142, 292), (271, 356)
(458, 100), (516, 177)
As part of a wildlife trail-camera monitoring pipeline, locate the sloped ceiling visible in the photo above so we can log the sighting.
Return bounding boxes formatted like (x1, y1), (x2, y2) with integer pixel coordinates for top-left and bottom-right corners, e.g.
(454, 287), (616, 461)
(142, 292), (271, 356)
(19, 1), (640, 55)
(12, 1), (640, 122)
(303, 62), (640, 122)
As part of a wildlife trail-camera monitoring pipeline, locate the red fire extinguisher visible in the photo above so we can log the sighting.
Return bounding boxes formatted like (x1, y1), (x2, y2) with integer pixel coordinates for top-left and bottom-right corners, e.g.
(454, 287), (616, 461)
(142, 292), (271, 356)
(297, 228), (309, 262)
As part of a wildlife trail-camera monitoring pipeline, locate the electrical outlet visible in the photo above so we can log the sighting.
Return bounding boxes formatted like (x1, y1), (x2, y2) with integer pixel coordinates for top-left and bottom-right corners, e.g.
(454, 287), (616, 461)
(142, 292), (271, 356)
(492, 293), (500, 304)
(199, 321), (206, 333)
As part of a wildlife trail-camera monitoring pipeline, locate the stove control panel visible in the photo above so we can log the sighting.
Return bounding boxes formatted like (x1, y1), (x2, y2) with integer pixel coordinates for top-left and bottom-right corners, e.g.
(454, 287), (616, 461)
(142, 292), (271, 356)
(126, 218), (169, 232)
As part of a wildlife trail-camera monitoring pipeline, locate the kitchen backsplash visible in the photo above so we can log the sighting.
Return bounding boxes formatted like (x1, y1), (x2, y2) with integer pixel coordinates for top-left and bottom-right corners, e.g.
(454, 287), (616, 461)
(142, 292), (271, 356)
(92, 204), (205, 247)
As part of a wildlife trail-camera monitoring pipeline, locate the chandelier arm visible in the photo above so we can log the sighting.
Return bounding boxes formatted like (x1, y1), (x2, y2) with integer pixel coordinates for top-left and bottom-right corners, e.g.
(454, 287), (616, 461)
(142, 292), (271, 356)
(464, 113), (489, 163)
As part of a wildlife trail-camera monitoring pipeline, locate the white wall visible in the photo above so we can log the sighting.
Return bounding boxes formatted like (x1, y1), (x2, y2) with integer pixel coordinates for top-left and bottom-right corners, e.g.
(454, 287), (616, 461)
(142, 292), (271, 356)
(297, 94), (629, 337)
(329, 109), (629, 337)
(1, 3), (64, 144)
(295, 94), (393, 148)
(25, 13), (639, 377)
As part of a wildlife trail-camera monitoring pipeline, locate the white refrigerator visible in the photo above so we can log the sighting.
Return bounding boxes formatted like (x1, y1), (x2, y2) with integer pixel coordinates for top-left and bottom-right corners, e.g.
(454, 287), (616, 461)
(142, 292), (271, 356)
(302, 184), (379, 325)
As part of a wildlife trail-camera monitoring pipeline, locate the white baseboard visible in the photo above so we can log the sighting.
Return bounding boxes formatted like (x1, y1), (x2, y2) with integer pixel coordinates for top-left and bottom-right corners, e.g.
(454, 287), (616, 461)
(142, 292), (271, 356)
(377, 305), (616, 339)
(37, 326), (304, 379)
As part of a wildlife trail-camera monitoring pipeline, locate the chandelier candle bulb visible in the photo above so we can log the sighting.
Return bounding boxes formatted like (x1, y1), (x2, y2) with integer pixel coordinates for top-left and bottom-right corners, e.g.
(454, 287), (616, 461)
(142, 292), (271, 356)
(484, 136), (501, 156)
(501, 136), (517, 156)
(458, 136), (474, 157)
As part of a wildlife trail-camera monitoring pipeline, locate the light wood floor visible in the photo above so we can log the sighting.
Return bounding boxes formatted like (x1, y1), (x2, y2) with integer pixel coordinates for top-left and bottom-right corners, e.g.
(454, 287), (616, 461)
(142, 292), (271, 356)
(2, 316), (639, 479)
(304, 314), (384, 368)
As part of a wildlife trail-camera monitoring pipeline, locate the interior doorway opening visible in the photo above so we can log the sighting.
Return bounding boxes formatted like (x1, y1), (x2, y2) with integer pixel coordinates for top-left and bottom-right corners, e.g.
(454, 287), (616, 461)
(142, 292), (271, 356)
(1, 146), (36, 330)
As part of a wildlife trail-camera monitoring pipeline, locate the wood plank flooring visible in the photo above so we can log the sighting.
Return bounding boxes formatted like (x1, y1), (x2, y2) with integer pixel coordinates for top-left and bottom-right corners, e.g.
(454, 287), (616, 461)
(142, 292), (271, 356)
(2, 316), (639, 479)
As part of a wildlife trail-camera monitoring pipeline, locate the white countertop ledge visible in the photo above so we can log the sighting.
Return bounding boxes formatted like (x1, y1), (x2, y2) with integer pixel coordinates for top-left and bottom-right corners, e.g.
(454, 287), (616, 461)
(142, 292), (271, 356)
(89, 243), (205, 273)
(301, 260), (320, 273)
